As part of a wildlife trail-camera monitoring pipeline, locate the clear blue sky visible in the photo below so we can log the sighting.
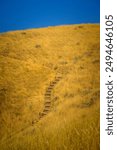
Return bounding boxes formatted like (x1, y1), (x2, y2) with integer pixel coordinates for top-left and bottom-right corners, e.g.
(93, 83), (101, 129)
(0, 0), (100, 33)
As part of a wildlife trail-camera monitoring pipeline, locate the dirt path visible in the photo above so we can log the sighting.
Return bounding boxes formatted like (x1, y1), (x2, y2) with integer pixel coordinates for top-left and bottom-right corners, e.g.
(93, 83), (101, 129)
(32, 73), (62, 124)
(1, 70), (97, 145)
(1, 73), (63, 145)
(40, 75), (62, 117)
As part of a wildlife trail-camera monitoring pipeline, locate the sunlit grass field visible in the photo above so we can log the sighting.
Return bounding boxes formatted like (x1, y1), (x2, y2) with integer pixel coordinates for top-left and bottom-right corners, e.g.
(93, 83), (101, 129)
(0, 24), (100, 150)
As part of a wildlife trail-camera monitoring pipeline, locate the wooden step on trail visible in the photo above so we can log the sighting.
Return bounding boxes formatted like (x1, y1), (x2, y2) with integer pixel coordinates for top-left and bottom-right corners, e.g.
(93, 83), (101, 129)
(49, 85), (54, 87)
(43, 109), (50, 112)
(51, 81), (57, 84)
(49, 85), (55, 88)
(44, 108), (50, 111)
(45, 90), (51, 93)
(38, 74), (62, 121)
(45, 89), (51, 93)
(49, 83), (55, 86)
(45, 104), (51, 106)
(56, 76), (62, 79)
(44, 105), (51, 108)
(47, 87), (53, 89)
(54, 79), (60, 82)
(45, 105), (51, 108)
(45, 101), (51, 104)
(45, 93), (51, 96)
(55, 77), (62, 79)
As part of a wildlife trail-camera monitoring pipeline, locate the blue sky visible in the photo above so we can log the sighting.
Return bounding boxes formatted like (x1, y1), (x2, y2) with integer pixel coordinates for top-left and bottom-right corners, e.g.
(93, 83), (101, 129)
(0, 0), (100, 33)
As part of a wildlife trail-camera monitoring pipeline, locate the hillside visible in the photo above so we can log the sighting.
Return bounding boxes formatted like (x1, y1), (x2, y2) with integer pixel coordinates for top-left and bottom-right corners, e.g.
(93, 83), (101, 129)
(0, 24), (100, 150)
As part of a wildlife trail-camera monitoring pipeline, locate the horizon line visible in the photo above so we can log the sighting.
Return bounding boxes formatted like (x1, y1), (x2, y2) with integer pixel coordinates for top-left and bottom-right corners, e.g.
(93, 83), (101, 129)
(0, 22), (100, 34)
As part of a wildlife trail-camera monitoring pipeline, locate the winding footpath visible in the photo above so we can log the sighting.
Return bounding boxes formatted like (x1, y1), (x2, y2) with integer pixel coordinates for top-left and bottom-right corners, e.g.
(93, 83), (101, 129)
(1, 71), (97, 145)
(32, 74), (62, 124)
(1, 73), (63, 145)
(40, 75), (62, 118)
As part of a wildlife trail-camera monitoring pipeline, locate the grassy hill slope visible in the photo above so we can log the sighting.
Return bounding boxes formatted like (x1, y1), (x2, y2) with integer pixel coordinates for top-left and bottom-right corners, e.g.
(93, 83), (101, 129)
(0, 24), (100, 150)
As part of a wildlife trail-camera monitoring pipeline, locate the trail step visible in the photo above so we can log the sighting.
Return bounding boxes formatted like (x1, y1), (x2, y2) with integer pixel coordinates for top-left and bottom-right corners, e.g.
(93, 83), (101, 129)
(55, 77), (61, 80)
(47, 87), (53, 90)
(44, 104), (51, 106)
(45, 93), (51, 96)
(56, 76), (62, 79)
(45, 101), (51, 104)
(45, 91), (51, 94)
(43, 109), (50, 112)
(45, 102), (51, 105)
(45, 105), (51, 108)
(49, 84), (55, 86)
(49, 83), (55, 88)
(51, 81), (57, 84)
(45, 90), (51, 93)
(55, 79), (61, 82)
(38, 75), (62, 120)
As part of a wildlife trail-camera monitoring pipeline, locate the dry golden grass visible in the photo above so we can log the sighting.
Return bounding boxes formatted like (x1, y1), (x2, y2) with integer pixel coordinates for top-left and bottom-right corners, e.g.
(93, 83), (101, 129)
(0, 24), (100, 150)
